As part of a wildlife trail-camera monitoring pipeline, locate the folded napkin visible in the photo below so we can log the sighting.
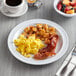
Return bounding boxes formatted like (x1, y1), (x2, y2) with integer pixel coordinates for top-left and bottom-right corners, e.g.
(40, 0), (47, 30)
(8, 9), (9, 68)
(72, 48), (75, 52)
(56, 52), (76, 76)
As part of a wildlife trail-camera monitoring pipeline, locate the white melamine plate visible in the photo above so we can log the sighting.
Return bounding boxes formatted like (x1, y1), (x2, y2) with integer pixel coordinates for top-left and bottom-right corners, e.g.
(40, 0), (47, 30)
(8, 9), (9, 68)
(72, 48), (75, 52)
(8, 19), (69, 65)
(0, 3), (28, 17)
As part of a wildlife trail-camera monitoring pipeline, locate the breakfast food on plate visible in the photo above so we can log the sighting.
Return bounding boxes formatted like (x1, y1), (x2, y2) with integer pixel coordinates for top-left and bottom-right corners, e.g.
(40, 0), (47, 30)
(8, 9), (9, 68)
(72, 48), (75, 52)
(57, 0), (76, 14)
(14, 34), (45, 58)
(14, 24), (59, 60)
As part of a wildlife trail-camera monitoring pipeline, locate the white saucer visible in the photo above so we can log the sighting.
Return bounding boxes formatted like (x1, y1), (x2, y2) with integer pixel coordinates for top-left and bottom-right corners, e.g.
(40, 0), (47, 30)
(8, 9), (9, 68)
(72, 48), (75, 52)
(0, 3), (28, 17)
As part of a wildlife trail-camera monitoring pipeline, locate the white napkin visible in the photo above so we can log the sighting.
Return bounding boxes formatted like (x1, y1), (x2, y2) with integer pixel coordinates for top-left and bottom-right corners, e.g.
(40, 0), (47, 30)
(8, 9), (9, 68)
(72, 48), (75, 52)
(56, 52), (76, 76)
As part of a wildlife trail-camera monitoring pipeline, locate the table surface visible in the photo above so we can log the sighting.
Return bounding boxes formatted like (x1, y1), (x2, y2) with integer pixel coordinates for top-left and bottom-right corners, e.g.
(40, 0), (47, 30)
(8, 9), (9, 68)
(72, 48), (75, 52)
(0, 0), (76, 76)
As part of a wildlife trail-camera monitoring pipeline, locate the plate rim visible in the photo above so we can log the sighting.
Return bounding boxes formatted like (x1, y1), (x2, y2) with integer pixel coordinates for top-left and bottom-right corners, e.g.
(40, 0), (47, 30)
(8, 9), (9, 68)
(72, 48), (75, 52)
(7, 19), (69, 65)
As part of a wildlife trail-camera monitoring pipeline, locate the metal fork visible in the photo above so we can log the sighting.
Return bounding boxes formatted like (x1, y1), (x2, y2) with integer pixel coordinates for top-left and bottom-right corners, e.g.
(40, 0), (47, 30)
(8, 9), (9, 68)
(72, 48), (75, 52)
(56, 43), (76, 76)
(60, 43), (76, 75)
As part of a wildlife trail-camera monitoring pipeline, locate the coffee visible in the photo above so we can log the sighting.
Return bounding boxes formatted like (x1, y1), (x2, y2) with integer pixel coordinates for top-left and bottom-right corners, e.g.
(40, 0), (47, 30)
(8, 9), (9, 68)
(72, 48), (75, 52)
(6, 0), (22, 6)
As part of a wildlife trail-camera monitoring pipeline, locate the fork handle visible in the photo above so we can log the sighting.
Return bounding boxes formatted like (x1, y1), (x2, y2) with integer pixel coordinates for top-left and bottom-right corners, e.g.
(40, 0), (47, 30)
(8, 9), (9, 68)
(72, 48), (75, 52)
(56, 60), (70, 76)
(63, 56), (76, 75)
(63, 62), (75, 76)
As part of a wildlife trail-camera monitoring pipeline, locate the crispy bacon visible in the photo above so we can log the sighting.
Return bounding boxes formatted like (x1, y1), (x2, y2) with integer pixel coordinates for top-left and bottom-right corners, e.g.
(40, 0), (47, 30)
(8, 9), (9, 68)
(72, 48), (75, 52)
(34, 34), (59, 60)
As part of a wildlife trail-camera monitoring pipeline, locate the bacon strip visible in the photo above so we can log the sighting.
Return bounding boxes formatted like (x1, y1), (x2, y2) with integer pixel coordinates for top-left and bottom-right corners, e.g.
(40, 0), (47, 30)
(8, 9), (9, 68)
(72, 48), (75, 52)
(34, 34), (59, 60)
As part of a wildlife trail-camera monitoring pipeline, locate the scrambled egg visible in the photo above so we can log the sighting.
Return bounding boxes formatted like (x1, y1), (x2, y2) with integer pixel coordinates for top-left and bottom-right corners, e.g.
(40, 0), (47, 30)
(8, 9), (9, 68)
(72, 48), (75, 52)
(14, 34), (45, 58)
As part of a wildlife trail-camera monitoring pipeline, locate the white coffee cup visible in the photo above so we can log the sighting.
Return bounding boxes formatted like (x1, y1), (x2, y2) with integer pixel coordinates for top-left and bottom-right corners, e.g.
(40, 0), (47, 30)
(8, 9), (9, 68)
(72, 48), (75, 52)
(2, 0), (25, 13)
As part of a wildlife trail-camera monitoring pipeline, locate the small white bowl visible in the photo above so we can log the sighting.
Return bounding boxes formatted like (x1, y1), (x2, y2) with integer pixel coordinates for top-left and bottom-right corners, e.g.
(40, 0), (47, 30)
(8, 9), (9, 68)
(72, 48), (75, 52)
(54, 0), (76, 17)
